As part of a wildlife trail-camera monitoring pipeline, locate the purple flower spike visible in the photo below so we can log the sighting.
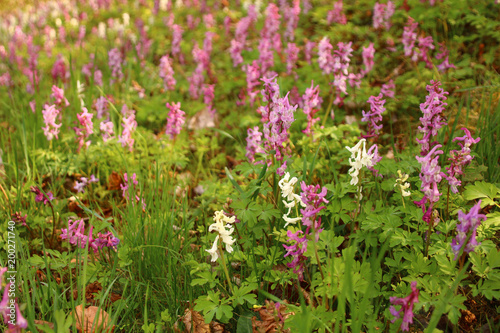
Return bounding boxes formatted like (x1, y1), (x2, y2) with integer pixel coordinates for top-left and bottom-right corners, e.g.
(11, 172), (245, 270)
(389, 281), (419, 331)
(451, 200), (486, 260)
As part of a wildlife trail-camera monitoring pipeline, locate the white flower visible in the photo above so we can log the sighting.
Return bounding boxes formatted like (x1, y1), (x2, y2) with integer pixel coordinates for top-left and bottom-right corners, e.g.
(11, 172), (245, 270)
(206, 210), (236, 261)
(395, 170), (411, 197)
(206, 235), (219, 262)
(346, 139), (374, 186)
(283, 215), (302, 228)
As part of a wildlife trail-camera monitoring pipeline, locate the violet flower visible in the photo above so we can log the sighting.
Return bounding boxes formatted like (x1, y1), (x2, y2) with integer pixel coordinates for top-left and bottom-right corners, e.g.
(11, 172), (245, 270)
(304, 40), (316, 64)
(285, 43), (299, 76)
(361, 94), (385, 139)
(381, 80), (395, 98)
(402, 17), (418, 57)
(300, 182), (328, 241)
(283, 229), (308, 281)
(327, 1), (347, 25)
(245, 126), (265, 164)
(171, 24), (184, 63)
(318, 37), (334, 75)
(30, 186), (54, 205)
(41, 104), (62, 140)
(118, 109), (137, 151)
(373, 1), (395, 30)
(362, 43), (375, 74)
(165, 102), (185, 140)
(443, 128), (480, 193)
(203, 84), (216, 115)
(302, 81), (322, 136)
(389, 281), (419, 331)
(108, 48), (124, 84)
(451, 200), (486, 260)
(436, 42), (456, 72)
(245, 61), (261, 105)
(159, 55), (176, 90)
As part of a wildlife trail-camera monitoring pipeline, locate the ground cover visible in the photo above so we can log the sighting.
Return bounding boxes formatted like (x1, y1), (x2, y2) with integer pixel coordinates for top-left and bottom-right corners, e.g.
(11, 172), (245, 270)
(0, 0), (499, 332)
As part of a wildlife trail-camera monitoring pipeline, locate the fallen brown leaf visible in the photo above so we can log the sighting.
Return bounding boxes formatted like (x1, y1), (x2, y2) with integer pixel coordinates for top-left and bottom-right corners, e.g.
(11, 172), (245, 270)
(72, 305), (114, 333)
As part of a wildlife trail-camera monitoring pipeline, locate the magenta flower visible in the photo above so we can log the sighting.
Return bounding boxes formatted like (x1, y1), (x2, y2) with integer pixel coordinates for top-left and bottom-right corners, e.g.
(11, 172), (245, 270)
(285, 43), (299, 76)
(74, 107), (94, 151)
(304, 40), (316, 64)
(327, 1), (347, 25)
(118, 110), (137, 151)
(94, 96), (109, 119)
(30, 186), (54, 205)
(229, 40), (244, 67)
(390, 281), (419, 331)
(302, 81), (322, 136)
(245, 61), (261, 105)
(165, 102), (185, 140)
(402, 17), (418, 57)
(373, 1), (395, 30)
(108, 48), (124, 84)
(443, 128), (480, 193)
(283, 229), (308, 281)
(51, 54), (68, 82)
(100, 121), (115, 142)
(412, 36), (435, 68)
(381, 80), (395, 98)
(416, 80), (448, 155)
(171, 24), (184, 63)
(300, 182), (328, 241)
(283, 0), (301, 41)
(318, 37), (334, 75)
(451, 200), (486, 260)
(61, 218), (118, 253)
(414, 145), (444, 224)
(436, 42), (456, 72)
(120, 172), (146, 209)
(42, 104), (62, 141)
(159, 55), (176, 90)
(362, 43), (375, 74)
(361, 94), (385, 139)
(245, 126), (265, 164)
(258, 38), (274, 75)
(51, 85), (69, 107)
(203, 84), (216, 115)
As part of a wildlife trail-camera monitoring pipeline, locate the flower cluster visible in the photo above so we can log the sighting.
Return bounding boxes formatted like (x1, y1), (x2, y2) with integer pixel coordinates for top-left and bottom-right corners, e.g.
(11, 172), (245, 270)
(51, 85), (69, 107)
(285, 43), (299, 76)
(416, 80), (448, 155)
(300, 182), (328, 241)
(451, 200), (486, 260)
(414, 145), (444, 224)
(444, 128), (480, 193)
(0, 268), (28, 332)
(361, 43), (375, 74)
(327, 1), (347, 25)
(245, 61), (261, 105)
(30, 186), (54, 205)
(94, 96), (109, 119)
(279, 172), (305, 228)
(346, 139), (375, 186)
(42, 104), (62, 141)
(159, 55), (176, 91)
(118, 109), (137, 151)
(74, 174), (99, 193)
(402, 17), (418, 57)
(283, 229), (308, 281)
(74, 107), (94, 151)
(302, 81), (322, 136)
(171, 24), (184, 63)
(108, 48), (124, 84)
(60, 218), (120, 253)
(373, 1), (395, 30)
(245, 126), (265, 164)
(389, 281), (420, 332)
(361, 94), (385, 139)
(435, 42), (456, 72)
(395, 170), (411, 197)
(381, 80), (395, 98)
(100, 121), (115, 142)
(206, 210), (236, 262)
(165, 102), (185, 140)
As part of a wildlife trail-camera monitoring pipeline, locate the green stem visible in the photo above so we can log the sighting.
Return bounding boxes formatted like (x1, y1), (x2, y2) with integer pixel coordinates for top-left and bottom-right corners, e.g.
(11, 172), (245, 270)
(218, 241), (233, 294)
(424, 221), (433, 258)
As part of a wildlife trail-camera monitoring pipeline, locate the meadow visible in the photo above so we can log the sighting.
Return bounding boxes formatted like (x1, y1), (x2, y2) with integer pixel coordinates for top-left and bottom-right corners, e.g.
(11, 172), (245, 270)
(0, 0), (499, 332)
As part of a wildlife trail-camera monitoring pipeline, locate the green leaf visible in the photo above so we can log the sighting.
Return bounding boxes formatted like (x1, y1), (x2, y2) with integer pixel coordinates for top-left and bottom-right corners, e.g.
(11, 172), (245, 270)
(236, 315), (253, 333)
(463, 181), (499, 204)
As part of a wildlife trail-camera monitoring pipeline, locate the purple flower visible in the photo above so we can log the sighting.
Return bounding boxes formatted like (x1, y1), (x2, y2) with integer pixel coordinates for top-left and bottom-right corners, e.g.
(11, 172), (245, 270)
(402, 17), (418, 57)
(94, 231), (120, 250)
(165, 102), (185, 140)
(373, 1), (395, 30)
(362, 43), (375, 74)
(51, 85), (69, 108)
(74, 107), (94, 151)
(42, 104), (62, 141)
(258, 38), (274, 76)
(203, 84), (216, 115)
(414, 145), (444, 224)
(302, 81), (322, 136)
(94, 96), (109, 119)
(283, 0), (300, 41)
(108, 48), (124, 84)
(381, 80), (395, 98)
(327, 1), (347, 25)
(300, 182), (328, 241)
(159, 55), (176, 90)
(100, 120), (115, 142)
(304, 40), (316, 64)
(245, 61), (261, 105)
(171, 24), (184, 63)
(11, 212), (27, 226)
(51, 54), (68, 82)
(229, 40), (244, 67)
(443, 128), (480, 193)
(416, 80), (448, 155)
(245, 126), (265, 164)
(318, 37), (334, 75)
(118, 110), (137, 151)
(412, 36), (435, 68)
(285, 43), (299, 76)
(361, 94), (385, 139)
(283, 229), (308, 281)
(30, 186), (54, 205)
(436, 42), (456, 72)
(389, 281), (419, 331)
(451, 200), (486, 260)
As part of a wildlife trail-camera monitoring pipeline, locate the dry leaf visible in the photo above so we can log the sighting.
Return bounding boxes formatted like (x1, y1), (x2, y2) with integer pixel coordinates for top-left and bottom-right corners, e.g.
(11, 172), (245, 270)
(181, 309), (210, 333)
(107, 172), (122, 191)
(252, 300), (292, 333)
(34, 320), (55, 329)
(72, 305), (114, 333)
(187, 109), (217, 130)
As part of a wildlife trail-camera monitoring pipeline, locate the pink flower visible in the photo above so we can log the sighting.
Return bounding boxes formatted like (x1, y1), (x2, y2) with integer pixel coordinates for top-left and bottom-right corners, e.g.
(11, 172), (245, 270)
(203, 85), (216, 115)
(51, 54), (68, 82)
(390, 281), (419, 331)
(42, 104), (62, 141)
(304, 40), (316, 64)
(327, 1), (347, 25)
(381, 80), (395, 98)
(51, 85), (69, 107)
(318, 37), (334, 75)
(100, 120), (114, 142)
(300, 181), (328, 241)
(373, 1), (395, 30)
(402, 17), (418, 57)
(159, 55), (176, 90)
(283, 230), (308, 280)
(108, 48), (124, 84)
(118, 109), (137, 151)
(361, 94), (385, 138)
(302, 81), (322, 136)
(451, 200), (486, 259)
(171, 24), (184, 62)
(245, 61), (261, 105)
(285, 43), (299, 76)
(74, 107), (94, 151)
(165, 102), (185, 140)
(362, 43), (375, 74)
(245, 126), (265, 164)
(436, 42), (456, 72)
